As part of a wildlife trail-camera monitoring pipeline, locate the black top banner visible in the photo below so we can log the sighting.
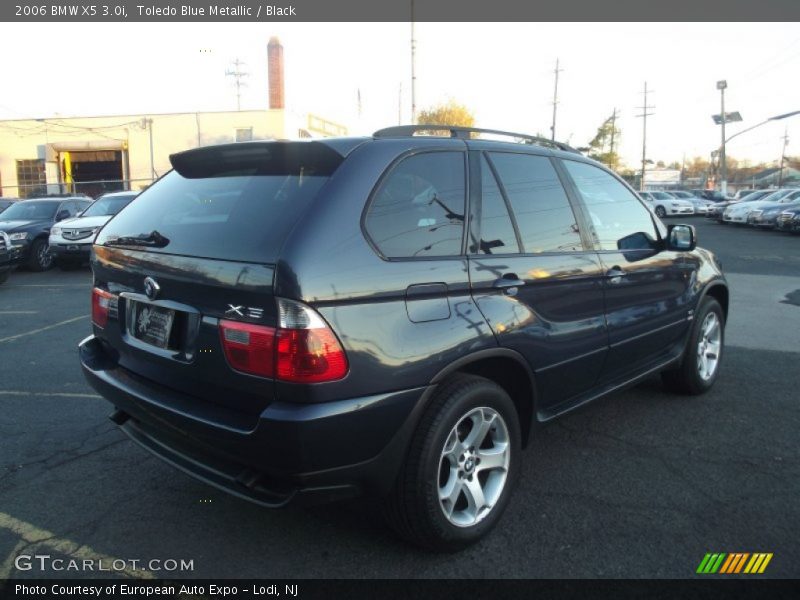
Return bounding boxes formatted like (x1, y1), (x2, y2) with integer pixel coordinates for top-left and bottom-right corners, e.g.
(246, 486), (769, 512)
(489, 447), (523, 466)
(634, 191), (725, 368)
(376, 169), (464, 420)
(2, 0), (800, 22)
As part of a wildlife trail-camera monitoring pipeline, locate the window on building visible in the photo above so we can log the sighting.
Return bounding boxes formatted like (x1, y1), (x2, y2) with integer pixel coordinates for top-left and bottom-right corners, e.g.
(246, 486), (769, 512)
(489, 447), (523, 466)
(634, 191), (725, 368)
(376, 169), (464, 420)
(487, 152), (583, 253)
(235, 128), (253, 142)
(16, 159), (46, 198)
(365, 152), (466, 258)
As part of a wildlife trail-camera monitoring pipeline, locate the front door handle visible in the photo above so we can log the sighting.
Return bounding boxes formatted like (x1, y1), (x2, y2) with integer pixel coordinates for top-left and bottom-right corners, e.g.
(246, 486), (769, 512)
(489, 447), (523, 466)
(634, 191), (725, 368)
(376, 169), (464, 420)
(493, 275), (526, 295)
(605, 266), (626, 284)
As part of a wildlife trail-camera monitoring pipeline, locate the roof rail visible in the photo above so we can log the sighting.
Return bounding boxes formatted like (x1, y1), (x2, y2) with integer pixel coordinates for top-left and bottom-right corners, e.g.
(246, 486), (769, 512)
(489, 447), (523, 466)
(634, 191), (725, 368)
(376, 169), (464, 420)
(373, 125), (580, 154)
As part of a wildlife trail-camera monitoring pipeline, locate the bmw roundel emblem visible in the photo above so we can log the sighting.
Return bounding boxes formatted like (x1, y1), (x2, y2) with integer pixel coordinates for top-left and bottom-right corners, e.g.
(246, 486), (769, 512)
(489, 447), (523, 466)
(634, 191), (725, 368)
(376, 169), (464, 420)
(143, 276), (160, 300)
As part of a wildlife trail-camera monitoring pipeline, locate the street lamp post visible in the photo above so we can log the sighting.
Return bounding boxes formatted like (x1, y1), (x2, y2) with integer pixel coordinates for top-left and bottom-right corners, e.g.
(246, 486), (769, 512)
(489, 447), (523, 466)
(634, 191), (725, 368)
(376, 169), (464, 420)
(717, 80), (728, 195)
(713, 109), (800, 189)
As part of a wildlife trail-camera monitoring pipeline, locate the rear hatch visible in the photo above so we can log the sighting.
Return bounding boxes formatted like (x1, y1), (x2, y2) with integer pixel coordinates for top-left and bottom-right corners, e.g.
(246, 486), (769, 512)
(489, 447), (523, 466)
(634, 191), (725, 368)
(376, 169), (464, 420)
(92, 141), (344, 417)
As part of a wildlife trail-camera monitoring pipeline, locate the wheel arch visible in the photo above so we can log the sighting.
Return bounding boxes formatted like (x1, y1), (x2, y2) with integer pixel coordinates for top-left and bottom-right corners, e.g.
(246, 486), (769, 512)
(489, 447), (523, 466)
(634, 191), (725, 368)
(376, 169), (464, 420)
(430, 348), (537, 447)
(700, 280), (729, 322)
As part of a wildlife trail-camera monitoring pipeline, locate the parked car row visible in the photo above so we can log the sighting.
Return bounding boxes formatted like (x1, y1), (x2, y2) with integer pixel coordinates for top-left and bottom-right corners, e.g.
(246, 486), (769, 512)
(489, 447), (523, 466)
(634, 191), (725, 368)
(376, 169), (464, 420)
(0, 191), (139, 284)
(705, 187), (800, 233)
(638, 190), (715, 218)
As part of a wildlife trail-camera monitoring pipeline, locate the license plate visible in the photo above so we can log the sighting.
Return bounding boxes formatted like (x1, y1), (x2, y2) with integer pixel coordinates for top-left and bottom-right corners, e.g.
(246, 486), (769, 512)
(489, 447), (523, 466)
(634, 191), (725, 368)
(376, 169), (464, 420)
(129, 300), (175, 349)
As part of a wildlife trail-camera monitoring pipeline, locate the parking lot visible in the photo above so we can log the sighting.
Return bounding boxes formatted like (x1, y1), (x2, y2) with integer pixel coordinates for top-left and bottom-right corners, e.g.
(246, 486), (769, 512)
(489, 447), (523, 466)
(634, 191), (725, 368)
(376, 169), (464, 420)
(0, 219), (798, 579)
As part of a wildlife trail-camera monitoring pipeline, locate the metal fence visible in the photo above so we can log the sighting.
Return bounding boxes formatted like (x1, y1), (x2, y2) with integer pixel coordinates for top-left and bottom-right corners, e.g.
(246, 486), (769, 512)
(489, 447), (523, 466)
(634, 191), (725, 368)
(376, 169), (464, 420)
(0, 178), (154, 200)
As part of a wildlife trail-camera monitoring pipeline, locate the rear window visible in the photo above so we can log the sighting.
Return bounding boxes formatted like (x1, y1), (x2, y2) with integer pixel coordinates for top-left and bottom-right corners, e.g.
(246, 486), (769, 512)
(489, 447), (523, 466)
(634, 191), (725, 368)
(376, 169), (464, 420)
(96, 142), (342, 263)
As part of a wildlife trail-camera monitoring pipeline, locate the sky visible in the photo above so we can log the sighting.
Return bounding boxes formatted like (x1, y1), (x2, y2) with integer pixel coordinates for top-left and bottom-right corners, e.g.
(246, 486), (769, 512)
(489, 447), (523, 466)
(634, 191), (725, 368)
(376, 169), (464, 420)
(0, 22), (798, 169)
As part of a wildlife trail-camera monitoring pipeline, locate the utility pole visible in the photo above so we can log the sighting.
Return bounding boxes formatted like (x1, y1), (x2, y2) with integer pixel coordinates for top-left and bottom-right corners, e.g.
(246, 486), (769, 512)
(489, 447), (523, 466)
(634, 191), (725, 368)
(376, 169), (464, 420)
(609, 107), (618, 156)
(636, 82), (655, 191)
(410, 0), (417, 124)
(225, 58), (249, 111)
(778, 127), (789, 187)
(550, 58), (563, 141)
(141, 118), (155, 181)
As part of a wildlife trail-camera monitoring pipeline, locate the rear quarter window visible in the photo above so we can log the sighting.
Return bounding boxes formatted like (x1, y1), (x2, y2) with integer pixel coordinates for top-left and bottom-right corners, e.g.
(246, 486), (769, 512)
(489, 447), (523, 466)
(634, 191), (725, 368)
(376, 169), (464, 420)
(364, 151), (466, 259)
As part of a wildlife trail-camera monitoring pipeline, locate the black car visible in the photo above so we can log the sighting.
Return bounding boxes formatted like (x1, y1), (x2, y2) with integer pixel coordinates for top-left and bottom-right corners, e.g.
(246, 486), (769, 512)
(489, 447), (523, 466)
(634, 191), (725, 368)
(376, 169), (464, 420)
(0, 199), (18, 214)
(80, 126), (729, 551)
(0, 197), (92, 271)
(775, 204), (800, 233)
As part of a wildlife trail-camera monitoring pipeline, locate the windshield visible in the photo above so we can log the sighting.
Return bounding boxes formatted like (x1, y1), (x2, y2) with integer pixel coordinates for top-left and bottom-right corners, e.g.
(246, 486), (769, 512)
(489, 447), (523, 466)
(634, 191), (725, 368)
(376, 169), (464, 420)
(759, 189), (793, 203)
(83, 194), (137, 217)
(651, 192), (673, 200)
(0, 200), (58, 221)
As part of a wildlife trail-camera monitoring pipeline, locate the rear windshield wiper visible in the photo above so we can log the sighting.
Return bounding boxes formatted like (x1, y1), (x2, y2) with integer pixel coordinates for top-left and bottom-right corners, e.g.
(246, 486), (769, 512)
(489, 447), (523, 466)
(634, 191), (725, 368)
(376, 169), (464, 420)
(104, 230), (170, 248)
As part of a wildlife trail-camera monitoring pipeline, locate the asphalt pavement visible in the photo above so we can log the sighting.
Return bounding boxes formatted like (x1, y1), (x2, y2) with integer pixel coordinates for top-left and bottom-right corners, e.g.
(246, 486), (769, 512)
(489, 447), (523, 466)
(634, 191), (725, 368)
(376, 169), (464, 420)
(0, 220), (798, 579)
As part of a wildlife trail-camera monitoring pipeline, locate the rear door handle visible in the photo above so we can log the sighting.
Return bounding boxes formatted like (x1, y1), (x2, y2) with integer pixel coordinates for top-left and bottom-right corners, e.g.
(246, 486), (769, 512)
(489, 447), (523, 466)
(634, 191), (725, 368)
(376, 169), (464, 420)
(493, 275), (525, 295)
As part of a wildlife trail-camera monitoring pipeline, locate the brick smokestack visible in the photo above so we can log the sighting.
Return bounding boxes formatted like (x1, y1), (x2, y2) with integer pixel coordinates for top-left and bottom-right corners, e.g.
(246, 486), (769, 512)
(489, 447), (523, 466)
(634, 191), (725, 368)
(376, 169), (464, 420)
(268, 36), (285, 109)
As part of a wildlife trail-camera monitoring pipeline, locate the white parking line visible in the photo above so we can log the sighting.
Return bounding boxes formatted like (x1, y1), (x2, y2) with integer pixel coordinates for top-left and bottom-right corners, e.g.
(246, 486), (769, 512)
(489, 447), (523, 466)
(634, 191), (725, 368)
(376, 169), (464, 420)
(0, 311), (38, 315)
(0, 315), (88, 344)
(0, 391), (101, 399)
(0, 512), (154, 579)
(3, 284), (89, 288)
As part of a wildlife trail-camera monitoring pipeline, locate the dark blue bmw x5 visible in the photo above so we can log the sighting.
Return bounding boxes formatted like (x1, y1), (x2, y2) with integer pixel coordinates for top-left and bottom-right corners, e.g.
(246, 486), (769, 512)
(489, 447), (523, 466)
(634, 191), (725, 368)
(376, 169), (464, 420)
(80, 126), (728, 550)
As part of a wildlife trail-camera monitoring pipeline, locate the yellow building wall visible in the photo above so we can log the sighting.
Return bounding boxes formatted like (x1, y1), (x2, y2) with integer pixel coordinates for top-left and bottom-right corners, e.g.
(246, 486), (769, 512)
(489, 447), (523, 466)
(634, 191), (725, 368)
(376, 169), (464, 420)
(0, 109), (287, 197)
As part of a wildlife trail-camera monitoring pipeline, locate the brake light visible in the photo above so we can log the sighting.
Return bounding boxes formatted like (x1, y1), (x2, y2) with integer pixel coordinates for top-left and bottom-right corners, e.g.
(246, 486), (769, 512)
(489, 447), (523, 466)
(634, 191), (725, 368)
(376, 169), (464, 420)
(91, 288), (116, 328)
(218, 298), (348, 383)
(219, 320), (276, 378)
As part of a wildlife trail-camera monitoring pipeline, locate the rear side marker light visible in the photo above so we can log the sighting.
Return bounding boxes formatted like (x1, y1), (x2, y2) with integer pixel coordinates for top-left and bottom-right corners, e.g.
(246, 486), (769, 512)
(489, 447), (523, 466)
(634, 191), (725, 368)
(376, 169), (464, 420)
(91, 288), (117, 328)
(219, 298), (348, 383)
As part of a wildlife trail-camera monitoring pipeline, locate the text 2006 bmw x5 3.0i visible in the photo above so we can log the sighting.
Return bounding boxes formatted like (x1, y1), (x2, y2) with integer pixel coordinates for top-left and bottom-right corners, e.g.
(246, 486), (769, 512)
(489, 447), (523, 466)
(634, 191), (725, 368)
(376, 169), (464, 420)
(80, 126), (728, 551)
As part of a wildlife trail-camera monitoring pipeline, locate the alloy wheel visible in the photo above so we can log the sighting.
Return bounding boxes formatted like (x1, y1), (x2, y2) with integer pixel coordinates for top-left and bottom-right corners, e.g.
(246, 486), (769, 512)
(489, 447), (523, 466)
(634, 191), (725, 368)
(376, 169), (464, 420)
(38, 243), (53, 269)
(438, 406), (510, 528)
(697, 312), (721, 381)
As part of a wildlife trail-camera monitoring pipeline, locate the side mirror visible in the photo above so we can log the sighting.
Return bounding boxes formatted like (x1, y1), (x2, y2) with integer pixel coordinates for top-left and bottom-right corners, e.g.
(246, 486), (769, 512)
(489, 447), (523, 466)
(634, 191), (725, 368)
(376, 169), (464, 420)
(56, 210), (70, 221)
(667, 224), (696, 251)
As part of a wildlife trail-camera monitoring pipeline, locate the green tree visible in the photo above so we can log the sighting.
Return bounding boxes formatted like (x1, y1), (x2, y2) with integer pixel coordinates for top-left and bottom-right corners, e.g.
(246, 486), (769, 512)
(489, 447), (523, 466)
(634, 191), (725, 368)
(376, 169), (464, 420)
(417, 100), (475, 132)
(587, 113), (621, 170)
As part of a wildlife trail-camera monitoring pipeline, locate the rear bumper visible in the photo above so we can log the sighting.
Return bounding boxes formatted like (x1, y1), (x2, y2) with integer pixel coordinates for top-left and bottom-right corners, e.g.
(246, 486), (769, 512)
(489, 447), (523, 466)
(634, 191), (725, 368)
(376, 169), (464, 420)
(79, 335), (429, 506)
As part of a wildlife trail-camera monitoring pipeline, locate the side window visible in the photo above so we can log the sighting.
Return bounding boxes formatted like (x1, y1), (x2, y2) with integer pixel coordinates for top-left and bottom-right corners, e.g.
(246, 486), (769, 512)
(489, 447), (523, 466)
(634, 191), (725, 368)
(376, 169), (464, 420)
(365, 152), (465, 258)
(477, 156), (519, 254)
(56, 202), (72, 220)
(488, 152), (583, 253)
(562, 160), (659, 251)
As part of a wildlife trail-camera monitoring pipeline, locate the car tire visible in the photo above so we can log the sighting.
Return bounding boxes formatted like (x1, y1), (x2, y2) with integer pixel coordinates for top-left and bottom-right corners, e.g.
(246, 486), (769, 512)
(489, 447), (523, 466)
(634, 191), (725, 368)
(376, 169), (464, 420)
(26, 238), (53, 271)
(0, 270), (8, 284)
(384, 374), (521, 552)
(662, 297), (725, 395)
(655, 205), (666, 218)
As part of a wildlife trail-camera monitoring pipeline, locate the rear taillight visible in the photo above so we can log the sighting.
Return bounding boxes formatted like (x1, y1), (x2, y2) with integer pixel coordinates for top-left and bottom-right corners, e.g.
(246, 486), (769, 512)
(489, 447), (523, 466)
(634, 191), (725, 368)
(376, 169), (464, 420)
(219, 298), (348, 383)
(219, 320), (276, 379)
(91, 288), (117, 328)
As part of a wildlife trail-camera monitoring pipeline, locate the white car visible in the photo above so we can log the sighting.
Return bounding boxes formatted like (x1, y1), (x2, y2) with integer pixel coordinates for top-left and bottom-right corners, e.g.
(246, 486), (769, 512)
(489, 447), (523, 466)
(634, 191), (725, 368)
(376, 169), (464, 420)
(722, 188), (798, 224)
(638, 191), (695, 218)
(48, 191), (138, 268)
(668, 191), (712, 214)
